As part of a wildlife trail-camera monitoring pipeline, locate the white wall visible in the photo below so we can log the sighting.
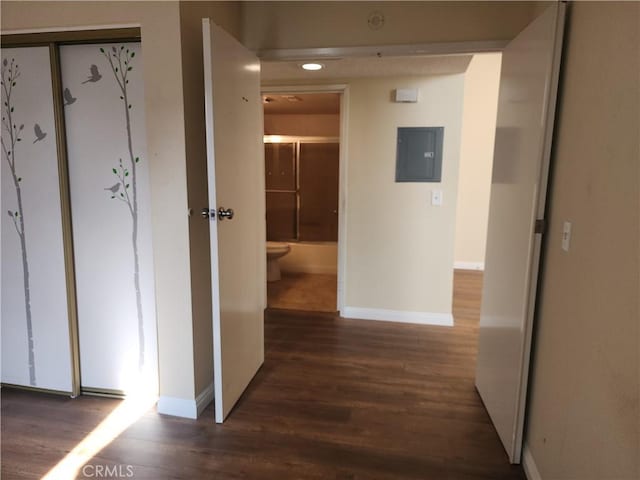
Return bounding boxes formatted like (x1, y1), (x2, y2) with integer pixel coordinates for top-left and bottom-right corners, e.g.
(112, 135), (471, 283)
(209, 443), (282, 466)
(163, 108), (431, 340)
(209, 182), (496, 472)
(345, 75), (464, 319)
(453, 53), (502, 270)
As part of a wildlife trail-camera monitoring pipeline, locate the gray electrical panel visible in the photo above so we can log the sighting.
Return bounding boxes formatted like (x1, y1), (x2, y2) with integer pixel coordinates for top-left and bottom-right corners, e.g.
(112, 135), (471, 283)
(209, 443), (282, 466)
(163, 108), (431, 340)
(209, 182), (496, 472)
(395, 127), (444, 182)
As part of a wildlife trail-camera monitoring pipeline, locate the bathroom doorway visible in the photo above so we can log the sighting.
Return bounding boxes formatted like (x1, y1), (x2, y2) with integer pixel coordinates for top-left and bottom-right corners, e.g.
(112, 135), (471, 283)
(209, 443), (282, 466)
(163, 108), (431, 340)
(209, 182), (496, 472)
(262, 91), (343, 313)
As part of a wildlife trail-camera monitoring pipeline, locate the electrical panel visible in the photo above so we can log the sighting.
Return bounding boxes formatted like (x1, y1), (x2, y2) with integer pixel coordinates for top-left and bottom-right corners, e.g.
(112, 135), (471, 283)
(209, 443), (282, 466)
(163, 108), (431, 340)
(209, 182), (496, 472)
(395, 127), (444, 183)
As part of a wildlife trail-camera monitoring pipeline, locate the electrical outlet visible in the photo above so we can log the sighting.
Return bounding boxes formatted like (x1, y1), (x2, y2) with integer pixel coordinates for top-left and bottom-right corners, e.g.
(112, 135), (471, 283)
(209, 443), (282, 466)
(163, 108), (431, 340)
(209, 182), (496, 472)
(562, 221), (572, 252)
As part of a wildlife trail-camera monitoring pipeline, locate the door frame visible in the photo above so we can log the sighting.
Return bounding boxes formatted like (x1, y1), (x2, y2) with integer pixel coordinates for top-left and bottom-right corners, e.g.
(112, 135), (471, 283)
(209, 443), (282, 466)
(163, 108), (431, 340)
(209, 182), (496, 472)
(258, 2), (565, 461)
(261, 84), (349, 313)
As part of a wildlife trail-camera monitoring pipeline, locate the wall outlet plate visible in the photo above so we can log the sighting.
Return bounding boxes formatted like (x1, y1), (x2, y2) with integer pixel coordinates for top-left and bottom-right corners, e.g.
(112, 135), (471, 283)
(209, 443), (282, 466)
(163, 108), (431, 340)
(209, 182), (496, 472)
(431, 190), (443, 206)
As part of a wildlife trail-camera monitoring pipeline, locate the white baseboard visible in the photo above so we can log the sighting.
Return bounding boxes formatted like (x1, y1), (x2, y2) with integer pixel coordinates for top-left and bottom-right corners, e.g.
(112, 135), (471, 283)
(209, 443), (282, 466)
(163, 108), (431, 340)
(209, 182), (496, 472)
(342, 307), (454, 327)
(522, 444), (542, 480)
(157, 382), (214, 419)
(157, 396), (198, 419)
(454, 261), (485, 271)
(196, 382), (214, 417)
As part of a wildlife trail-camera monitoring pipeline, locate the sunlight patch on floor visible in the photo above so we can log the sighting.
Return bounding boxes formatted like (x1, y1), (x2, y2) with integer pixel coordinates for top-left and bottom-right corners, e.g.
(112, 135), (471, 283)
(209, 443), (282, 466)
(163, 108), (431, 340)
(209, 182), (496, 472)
(41, 377), (157, 480)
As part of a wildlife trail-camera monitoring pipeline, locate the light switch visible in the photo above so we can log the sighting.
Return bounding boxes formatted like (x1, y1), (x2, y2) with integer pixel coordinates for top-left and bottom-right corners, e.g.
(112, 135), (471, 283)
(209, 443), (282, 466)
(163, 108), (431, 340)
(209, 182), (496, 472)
(431, 190), (443, 206)
(562, 221), (572, 252)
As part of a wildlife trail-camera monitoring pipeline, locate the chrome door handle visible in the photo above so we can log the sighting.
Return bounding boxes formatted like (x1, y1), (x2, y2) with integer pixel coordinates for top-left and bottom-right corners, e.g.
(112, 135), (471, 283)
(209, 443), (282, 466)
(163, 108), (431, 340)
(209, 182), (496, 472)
(218, 207), (234, 220)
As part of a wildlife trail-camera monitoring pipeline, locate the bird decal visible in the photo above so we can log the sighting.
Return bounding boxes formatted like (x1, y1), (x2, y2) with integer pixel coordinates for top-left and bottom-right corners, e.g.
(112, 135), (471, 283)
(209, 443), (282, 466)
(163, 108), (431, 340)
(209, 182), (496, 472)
(33, 124), (46, 144)
(82, 64), (102, 84)
(63, 87), (77, 106)
(104, 183), (121, 194)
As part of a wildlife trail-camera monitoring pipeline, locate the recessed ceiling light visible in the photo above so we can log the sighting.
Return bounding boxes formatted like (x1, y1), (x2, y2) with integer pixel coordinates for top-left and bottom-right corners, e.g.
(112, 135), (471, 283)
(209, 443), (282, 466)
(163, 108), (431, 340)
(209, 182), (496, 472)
(301, 63), (324, 71)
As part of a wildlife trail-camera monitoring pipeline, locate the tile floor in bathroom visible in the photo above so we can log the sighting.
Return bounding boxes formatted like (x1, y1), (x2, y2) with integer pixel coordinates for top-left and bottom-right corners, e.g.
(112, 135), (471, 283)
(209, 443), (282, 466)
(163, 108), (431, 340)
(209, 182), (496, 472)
(267, 272), (337, 312)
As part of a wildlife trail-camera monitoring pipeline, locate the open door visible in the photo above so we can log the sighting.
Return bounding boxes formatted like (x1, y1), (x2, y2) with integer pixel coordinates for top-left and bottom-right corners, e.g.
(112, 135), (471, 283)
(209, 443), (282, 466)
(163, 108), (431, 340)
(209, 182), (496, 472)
(475, 3), (566, 462)
(202, 19), (266, 423)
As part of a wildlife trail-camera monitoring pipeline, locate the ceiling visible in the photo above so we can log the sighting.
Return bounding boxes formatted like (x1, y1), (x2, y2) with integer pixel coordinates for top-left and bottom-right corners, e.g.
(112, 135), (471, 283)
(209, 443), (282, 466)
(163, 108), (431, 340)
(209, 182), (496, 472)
(261, 54), (473, 83)
(263, 93), (341, 115)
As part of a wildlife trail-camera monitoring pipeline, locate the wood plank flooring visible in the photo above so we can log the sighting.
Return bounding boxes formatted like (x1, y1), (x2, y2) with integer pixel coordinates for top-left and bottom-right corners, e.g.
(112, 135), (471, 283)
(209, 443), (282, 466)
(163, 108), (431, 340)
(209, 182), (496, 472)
(1, 270), (524, 479)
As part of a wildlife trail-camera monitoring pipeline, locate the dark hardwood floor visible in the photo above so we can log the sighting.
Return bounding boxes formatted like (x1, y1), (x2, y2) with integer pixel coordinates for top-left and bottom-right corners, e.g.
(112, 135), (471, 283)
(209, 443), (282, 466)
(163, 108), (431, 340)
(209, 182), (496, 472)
(1, 270), (524, 479)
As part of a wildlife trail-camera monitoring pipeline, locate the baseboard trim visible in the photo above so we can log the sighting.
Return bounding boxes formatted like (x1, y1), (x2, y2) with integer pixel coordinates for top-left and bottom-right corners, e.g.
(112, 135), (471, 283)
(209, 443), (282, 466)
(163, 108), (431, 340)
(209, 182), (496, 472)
(157, 382), (215, 419)
(454, 261), (484, 271)
(342, 307), (454, 327)
(196, 382), (214, 417)
(522, 444), (542, 480)
(157, 396), (197, 419)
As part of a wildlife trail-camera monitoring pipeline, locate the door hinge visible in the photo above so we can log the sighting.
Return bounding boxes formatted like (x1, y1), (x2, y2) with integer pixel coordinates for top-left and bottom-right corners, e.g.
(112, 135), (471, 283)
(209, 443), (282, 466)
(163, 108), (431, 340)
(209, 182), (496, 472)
(534, 218), (546, 235)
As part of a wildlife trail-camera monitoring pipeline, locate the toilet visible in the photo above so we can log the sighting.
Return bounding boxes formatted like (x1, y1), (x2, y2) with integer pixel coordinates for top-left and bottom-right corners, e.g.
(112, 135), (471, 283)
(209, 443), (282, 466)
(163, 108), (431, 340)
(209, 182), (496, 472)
(266, 241), (291, 282)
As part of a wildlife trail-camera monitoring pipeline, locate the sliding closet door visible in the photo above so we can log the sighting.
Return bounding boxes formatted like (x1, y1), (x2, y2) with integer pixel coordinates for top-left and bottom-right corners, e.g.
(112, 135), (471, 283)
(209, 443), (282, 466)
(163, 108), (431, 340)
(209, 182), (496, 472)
(60, 43), (158, 393)
(1, 47), (73, 392)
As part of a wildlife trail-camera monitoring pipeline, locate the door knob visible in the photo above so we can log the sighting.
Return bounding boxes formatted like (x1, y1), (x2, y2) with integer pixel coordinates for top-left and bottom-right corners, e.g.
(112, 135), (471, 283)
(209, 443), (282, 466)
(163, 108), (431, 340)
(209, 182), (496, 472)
(218, 207), (234, 220)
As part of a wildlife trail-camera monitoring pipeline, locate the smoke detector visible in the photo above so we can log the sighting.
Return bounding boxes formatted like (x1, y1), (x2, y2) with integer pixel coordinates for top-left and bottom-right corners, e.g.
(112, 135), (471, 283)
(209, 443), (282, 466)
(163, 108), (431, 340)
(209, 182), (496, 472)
(368, 11), (385, 30)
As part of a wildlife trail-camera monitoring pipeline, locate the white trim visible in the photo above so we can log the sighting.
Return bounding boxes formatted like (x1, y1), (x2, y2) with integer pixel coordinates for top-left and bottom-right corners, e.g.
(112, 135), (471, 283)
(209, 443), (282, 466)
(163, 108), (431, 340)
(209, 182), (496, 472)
(522, 444), (542, 480)
(337, 87), (349, 315)
(157, 396), (198, 419)
(342, 307), (454, 327)
(261, 84), (349, 315)
(156, 384), (213, 419)
(202, 18), (225, 425)
(1, 24), (141, 35)
(454, 261), (485, 271)
(195, 382), (215, 417)
(257, 41), (508, 61)
(262, 84), (349, 94)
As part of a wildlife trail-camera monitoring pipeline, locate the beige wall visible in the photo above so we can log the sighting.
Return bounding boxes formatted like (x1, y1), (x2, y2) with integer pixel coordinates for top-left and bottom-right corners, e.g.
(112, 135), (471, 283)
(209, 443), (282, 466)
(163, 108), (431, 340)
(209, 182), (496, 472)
(242, 1), (539, 51)
(178, 1), (242, 399)
(525, 2), (640, 479)
(454, 53), (501, 268)
(264, 114), (340, 137)
(345, 75), (464, 314)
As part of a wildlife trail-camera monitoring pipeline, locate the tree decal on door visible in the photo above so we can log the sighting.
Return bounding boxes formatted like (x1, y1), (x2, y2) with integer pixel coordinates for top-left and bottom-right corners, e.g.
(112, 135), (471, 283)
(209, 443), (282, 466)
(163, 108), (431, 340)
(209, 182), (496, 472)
(98, 45), (146, 369)
(1, 58), (37, 385)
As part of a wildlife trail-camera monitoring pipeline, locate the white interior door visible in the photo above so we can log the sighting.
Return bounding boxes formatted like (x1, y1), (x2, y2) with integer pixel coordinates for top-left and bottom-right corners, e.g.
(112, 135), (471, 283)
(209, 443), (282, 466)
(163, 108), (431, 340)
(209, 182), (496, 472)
(202, 20), (266, 423)
(475, 3), (566, 463)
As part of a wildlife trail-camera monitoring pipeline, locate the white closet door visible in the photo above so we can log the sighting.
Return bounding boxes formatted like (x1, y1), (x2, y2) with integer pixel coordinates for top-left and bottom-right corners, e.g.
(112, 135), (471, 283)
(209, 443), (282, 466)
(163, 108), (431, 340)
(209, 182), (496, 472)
(60, 43), (158, 393)
(1, 47), (73, 392)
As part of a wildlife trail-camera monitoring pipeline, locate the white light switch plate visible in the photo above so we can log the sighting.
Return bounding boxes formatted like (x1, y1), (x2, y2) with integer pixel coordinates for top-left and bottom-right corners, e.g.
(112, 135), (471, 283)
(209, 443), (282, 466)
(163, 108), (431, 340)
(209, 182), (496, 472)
(562, 221), (572, 251)
(431, 190), (443, 206)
